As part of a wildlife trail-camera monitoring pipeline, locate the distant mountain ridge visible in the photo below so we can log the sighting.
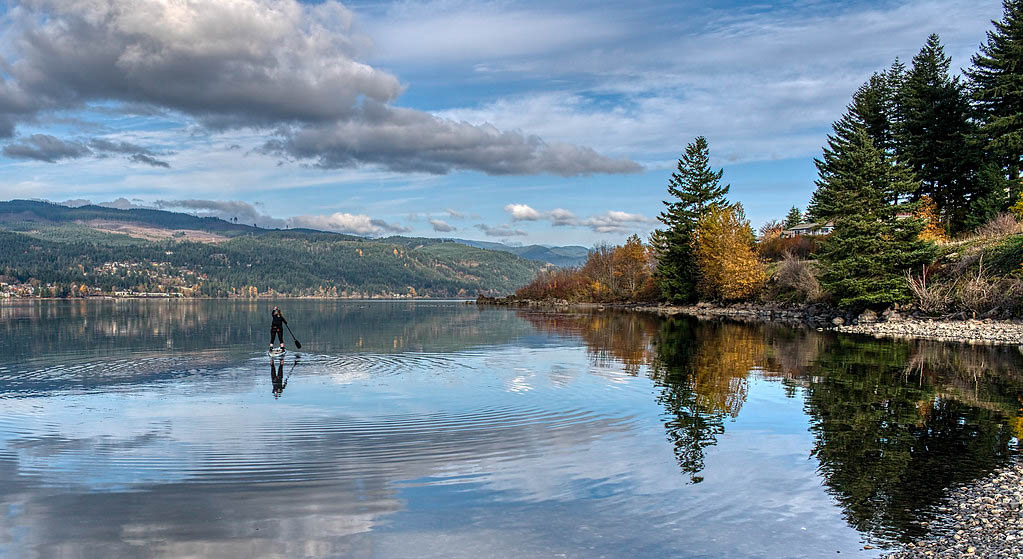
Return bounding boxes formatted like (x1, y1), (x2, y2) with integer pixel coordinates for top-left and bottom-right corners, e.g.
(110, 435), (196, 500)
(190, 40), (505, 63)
(0, 200), (545, 298)
(451, 239), (590, 268)
(0, 200), (590, 267)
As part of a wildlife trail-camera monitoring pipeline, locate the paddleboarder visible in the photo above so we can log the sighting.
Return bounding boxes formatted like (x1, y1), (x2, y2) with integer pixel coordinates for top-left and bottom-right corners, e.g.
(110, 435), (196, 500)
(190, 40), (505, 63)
(270, 306), (287, 352)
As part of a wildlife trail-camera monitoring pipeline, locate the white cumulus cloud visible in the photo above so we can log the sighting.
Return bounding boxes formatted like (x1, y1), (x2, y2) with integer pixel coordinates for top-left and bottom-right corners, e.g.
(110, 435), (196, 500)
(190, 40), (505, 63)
(289, 212), (409, 235)
(504, 203), (542, 221)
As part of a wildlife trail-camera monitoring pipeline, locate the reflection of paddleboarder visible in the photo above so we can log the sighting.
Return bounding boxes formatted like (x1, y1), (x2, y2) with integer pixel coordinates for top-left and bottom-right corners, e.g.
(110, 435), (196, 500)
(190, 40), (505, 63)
(270, 306), (287, 351)
(270, 355), (287, 398)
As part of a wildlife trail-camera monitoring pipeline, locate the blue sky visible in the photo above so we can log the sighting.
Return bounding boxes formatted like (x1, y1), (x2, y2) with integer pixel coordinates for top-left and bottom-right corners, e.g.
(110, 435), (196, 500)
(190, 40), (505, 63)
(0, 0), (1005, 246)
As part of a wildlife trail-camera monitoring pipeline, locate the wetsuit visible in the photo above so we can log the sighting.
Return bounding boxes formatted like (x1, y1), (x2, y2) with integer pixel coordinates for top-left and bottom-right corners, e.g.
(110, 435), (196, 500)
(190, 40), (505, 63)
(270, 311), (287, 345)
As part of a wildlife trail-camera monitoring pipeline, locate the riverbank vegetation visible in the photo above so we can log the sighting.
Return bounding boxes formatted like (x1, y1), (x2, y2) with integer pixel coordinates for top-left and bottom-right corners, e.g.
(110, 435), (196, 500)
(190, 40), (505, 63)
(516, 2), (1023, 317)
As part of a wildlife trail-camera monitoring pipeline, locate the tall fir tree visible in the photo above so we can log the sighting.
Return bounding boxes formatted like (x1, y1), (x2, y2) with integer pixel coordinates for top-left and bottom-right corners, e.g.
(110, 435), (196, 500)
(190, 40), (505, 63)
(808, 70), (902, 220)
(967, 0), (1023, 204)
(651, 136), (730, 302)
(899, 34), (979, 233)
(814, 126), (934, 310)
(784, 206), (803, 228)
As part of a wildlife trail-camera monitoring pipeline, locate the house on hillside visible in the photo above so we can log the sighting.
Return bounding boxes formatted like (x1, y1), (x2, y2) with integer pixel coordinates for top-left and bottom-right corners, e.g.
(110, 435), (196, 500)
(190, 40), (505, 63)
(781, 222), (834, 238)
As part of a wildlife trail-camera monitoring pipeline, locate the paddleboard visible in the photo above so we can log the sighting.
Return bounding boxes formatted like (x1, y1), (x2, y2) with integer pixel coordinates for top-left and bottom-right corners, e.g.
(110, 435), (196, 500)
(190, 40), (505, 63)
(268, 348), (286, 356)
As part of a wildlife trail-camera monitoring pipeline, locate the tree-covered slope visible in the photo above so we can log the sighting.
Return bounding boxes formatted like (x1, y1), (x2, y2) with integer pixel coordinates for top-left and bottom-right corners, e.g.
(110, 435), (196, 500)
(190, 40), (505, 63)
(0, 202), (544, 297)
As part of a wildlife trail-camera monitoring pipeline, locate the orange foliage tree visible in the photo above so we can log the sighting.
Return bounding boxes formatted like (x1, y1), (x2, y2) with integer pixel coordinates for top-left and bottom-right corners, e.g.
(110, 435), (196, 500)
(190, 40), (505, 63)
(516, 235), (658, 302)
(694, 204), (766, 301)
(916, 195), (948, 242)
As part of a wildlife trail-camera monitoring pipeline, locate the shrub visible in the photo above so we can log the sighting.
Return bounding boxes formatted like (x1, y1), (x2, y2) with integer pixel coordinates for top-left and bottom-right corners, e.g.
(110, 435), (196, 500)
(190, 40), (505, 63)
(955, 270), (997, 315)
(515, 267), (585, 301)
(769, 251), (822, 303)
(947, 258), (1023, 317)
(757, 234), (820, 261)
(983, 234), (1023, 275)
(906, 265), (953, 314)
(975, 213), (1023, 238)
(515, 235), (657, 302)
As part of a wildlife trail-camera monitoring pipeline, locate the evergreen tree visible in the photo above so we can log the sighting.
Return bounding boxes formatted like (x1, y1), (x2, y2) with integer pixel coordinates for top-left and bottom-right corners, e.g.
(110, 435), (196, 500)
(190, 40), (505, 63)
(651, 137), (730, 302)
(967, 0), (1023, 203)
(784, 206), (803, 228)
(899, 34), (979, 233)
(863, 62), (905, 156)
(808, 72), (902, 220)
(814, 126), (935, 310)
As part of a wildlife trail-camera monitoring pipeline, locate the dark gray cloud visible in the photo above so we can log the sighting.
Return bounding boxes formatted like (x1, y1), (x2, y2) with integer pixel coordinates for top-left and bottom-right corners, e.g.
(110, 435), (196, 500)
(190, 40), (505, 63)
(2, 134), (91, 162)
(1, 133), (169, 166)
(0, 0), (400, 133)
(90, 138), (171, 167)
(87, 103), (169, 118)
(128, 153), (170, 168)
(266, 103), (641, 176)
(88, 139), (150, 155)
(0, 0), (640, 176)
(429, 219), (456, 232)
(474, 223), (528, 238)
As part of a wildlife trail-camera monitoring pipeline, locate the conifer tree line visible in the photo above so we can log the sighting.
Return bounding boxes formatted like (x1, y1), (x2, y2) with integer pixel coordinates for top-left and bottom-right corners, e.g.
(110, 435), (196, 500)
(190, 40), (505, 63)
(519, 1), (1023, 313)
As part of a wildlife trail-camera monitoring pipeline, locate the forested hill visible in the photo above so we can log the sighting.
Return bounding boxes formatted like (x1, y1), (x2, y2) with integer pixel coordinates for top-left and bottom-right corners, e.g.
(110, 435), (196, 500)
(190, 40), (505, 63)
(451, 239), (589, 268)
(0, 200), (545, 298)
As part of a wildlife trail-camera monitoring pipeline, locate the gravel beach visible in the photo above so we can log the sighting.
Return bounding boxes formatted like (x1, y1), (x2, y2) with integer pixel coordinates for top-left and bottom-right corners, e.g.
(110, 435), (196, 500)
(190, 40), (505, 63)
(883, 462), (1023, 558)
(834, 319), (1023, 345)
(636, 303), (1023, 346)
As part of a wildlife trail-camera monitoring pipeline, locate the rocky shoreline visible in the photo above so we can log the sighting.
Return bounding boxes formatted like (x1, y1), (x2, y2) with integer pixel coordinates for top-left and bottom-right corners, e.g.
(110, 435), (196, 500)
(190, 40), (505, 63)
(476, 297), (1023, 346)
(882, 462), (1023, 558)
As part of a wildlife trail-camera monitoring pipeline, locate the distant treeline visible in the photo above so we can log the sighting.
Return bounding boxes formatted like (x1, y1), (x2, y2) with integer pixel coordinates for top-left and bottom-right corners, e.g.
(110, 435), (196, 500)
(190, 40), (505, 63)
(0, 226), (543, 298)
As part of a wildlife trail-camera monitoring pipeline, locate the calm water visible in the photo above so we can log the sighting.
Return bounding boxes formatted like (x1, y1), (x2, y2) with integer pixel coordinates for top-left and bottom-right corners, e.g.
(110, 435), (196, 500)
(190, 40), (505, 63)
(1, 300), (1021, 558)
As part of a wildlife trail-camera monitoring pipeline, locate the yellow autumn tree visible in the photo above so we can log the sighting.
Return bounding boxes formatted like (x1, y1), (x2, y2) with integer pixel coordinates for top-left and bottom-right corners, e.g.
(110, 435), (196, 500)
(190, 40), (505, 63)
(694, 203), (766, 301)
(1010, 191), (1023, 220)
(916, 195), (948, 242)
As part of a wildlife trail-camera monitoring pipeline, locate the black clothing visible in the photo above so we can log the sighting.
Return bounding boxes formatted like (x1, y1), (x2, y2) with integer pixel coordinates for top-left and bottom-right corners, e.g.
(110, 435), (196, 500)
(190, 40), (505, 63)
(271, 357), (286, 398)
(270, 309), (287, 345)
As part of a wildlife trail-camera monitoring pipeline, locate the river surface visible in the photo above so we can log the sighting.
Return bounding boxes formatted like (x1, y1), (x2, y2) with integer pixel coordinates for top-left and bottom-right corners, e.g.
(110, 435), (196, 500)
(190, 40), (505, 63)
(1, 300), (1021, 558)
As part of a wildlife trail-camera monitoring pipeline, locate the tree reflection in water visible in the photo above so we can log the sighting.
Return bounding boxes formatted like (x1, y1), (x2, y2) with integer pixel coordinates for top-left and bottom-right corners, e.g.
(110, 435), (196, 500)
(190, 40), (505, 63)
(520, 309), (1023, 542)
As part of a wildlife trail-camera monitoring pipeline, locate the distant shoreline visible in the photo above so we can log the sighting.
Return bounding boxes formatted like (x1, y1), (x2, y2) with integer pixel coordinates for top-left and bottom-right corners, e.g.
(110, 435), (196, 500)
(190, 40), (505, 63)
(476, 297), (1023, 346)
(1, 295), (476, 302)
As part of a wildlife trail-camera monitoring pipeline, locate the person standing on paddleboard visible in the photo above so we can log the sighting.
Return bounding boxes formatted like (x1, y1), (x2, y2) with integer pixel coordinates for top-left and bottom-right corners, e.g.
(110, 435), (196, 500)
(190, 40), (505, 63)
(270, 306), (287, 351)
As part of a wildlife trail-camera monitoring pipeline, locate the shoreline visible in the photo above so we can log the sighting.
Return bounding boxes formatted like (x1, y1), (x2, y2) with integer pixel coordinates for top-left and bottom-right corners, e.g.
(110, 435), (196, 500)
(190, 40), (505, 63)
(882, 461), (1023, 558)
(477, 297), (1023, 346)
(0, 295), (475, 302)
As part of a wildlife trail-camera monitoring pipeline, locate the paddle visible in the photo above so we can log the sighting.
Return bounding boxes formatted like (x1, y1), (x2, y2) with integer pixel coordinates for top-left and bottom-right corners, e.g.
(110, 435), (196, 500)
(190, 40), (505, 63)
(284, 322), (302, 349)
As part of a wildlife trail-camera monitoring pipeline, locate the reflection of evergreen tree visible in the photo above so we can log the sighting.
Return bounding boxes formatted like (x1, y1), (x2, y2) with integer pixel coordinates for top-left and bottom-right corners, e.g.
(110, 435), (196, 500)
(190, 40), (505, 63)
(804, 337), (1017, 543)
(648, 318), (730, 483)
